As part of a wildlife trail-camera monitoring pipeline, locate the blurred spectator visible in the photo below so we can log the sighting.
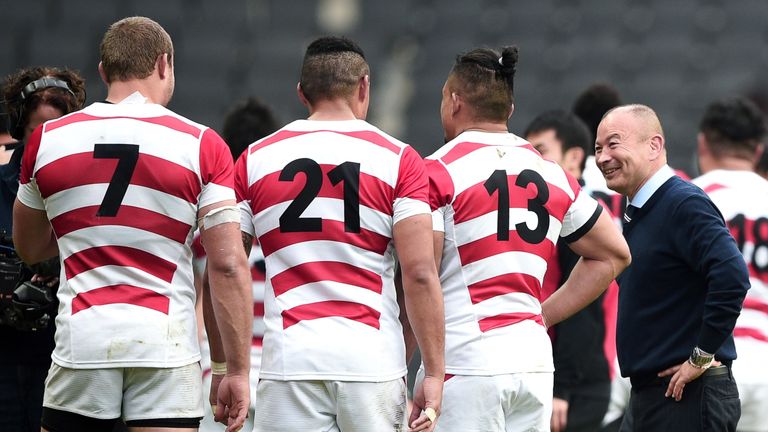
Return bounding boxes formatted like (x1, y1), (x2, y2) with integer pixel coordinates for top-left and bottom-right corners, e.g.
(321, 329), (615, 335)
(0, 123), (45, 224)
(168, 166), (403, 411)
(220, 97), (279, 160)
(692, 97), (768, 432)
(0, 67), (85, 432)
(198, 97), (278, 432)
(0, 93), (17, 164)
(525, 110), (615, 432)
(572, 83), (623, 146)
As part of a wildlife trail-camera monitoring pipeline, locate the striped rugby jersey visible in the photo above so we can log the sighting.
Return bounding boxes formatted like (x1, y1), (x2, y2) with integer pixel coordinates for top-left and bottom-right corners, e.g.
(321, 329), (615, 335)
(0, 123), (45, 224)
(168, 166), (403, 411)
(694, 170), (768, 344)
(427, 131), (601, 375)
(17, 94), (235, 369)
(236, 119), (430, 381)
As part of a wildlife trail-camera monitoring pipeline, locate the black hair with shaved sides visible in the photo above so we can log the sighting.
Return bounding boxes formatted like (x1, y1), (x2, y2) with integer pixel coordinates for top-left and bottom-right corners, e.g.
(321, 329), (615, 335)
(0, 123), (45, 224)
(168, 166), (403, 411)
(448, 46), (518, 123)
(700, 97), (766, 160)
(300, 36), (369, 105)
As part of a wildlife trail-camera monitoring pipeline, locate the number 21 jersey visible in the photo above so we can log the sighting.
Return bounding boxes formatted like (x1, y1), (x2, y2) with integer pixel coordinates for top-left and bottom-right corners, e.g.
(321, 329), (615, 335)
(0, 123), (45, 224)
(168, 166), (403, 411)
(235, 119), (430, 381)
(18, 97), (235, 369)
(427, 131), (601, 375)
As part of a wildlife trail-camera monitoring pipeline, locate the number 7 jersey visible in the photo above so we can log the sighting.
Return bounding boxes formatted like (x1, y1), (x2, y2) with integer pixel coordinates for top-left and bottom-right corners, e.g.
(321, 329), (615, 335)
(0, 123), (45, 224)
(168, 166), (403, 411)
(18, 98), (235, 369)
(426, 131), (601, 375)
(235, 119), (430, 381)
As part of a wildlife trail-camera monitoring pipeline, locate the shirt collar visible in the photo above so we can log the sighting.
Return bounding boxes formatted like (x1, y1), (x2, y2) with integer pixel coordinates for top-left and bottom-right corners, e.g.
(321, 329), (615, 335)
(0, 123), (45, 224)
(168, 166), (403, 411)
(629, 164), (675, 208)
(117, 91), (148, 104)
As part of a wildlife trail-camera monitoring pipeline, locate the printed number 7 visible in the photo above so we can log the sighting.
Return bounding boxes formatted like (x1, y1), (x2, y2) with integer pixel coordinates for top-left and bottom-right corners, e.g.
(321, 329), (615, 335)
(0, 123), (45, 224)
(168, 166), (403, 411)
(93, 144), (139, 217)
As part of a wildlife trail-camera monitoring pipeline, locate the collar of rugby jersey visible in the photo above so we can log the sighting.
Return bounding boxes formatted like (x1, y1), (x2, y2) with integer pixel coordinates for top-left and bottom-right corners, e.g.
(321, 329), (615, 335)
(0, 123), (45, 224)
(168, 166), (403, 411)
(116, 91), (149, 104)
(628, 164), (675, 208)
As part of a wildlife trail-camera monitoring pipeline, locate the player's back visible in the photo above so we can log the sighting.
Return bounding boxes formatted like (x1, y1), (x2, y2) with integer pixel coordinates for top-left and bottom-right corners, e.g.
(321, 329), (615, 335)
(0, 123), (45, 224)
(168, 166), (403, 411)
(236, 119), (428, 381)
(427, 131), (600, 375)
(19, 98), (231, 369)
(693, 169), (768, 340)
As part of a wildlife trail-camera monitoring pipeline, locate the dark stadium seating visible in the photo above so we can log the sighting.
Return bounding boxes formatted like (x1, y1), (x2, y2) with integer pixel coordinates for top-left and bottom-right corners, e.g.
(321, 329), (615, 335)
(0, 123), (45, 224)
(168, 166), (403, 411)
(3, 0), (767, 173)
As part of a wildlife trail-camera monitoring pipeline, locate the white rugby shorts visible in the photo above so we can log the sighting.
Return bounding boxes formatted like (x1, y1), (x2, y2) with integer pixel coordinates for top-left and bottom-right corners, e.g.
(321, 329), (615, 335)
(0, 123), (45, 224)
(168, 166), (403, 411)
(253, 378), (407, 431)
(415, 369), (553, 432)
(43, 362), (204, 421)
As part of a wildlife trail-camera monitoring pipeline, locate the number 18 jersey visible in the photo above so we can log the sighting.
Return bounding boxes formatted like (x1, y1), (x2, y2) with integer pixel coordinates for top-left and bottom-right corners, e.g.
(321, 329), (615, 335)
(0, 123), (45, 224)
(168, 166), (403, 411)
(235, 119), (430, 381)
(426, 131), (601, 375)
(18, 98), (235, 369)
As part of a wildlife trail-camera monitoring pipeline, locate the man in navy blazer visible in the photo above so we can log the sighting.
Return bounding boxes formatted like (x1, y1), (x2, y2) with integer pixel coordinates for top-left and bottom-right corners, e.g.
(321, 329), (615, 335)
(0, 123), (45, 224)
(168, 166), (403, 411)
(595, 104), (749, 432)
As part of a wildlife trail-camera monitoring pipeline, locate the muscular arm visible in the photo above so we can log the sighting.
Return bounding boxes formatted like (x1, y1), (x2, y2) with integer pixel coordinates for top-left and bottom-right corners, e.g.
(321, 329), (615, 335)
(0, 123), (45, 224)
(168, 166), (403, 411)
(12, 200), (57, 264)
(541, 209), (631, 327)
(393, 213), (445, 379)
(199, 201), (253, 375)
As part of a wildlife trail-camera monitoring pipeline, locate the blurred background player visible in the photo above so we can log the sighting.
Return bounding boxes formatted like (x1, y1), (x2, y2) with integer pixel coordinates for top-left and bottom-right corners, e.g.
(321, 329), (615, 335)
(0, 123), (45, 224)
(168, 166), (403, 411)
(0, 67), (85, 432)
(756, 142), (768, 180)
(691, 97), (768, 432)
(424, 46), (630, 432)
(197, 96), (278, 432)
(12, 17), (252, 432)
(524, 110), (615, 432)
(233, 36), (445, 432)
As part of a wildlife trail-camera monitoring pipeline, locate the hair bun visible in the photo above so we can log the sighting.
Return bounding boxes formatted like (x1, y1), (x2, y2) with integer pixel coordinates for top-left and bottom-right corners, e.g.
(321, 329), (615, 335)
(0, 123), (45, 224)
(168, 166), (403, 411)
(499, 46), (519, 78)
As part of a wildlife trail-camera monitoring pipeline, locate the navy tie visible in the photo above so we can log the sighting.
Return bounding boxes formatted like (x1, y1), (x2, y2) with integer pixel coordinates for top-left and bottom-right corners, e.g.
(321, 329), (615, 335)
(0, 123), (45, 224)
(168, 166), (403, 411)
(624, 204), (638, 223)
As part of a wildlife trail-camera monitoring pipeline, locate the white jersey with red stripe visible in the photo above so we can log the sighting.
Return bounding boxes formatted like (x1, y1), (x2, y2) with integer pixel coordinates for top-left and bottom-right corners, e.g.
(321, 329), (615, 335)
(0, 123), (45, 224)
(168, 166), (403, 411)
(17, 94), (235, 369)
(236, 119), (430, 381)
(693, 169), (768, 343)
(426, 131), (601, 375)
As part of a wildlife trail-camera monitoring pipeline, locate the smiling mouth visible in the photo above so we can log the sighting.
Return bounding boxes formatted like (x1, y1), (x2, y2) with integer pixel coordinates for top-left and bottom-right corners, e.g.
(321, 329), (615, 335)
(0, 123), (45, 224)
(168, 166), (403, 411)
(602, 167), (620, 177)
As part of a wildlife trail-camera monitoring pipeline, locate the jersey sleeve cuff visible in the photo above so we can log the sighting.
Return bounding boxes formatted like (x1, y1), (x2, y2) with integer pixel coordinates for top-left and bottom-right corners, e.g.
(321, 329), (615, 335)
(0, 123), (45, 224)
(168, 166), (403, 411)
(393, 197), (431, 225)
(562, 204), (602, 244)
(17, 181), (45, 210)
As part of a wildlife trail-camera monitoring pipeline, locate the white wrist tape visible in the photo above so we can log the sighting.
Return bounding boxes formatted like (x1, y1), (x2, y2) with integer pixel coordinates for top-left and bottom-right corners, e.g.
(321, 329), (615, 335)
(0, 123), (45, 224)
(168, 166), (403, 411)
(201, 205), (240, 230)
(211, 361), (227, 375)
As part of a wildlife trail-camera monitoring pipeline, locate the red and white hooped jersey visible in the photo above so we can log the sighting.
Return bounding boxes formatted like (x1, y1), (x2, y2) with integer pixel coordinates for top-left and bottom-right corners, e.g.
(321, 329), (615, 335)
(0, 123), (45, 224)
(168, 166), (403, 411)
(235, 119), (430, 381)
(693, 169), (768, 344)
(17, 95), (235, 369)
(427, 131), (601, 375)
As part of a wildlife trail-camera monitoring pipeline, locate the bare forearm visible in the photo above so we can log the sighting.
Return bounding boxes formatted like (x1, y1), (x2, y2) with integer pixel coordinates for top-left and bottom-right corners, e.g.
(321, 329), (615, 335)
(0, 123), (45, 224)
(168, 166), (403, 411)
(202, 269), (226, 363)
(395, 267), (418, 363)
(404, 275), (445, 378)
(208, 265), (252, 374)
(541, 257), (615, 327)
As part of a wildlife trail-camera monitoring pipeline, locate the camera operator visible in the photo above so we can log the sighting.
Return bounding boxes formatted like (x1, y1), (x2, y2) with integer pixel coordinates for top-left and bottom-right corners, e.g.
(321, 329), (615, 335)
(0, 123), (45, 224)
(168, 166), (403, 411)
(0, 67), (85, 432)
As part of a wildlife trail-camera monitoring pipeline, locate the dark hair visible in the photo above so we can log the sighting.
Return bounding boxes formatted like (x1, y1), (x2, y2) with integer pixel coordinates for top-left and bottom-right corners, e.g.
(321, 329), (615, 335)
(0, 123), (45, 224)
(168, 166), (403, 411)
(2, 67), (86, 139)
(100, 16), (173, 82)
(524, 110), (591, 172)
(448, 46), (518, 122)
(0, 85), (9, 136)
(699, 97), (766, 160)
(221, 97), (279, 160)
(572, 83), (622, 146)
(300, 36), (369, 105)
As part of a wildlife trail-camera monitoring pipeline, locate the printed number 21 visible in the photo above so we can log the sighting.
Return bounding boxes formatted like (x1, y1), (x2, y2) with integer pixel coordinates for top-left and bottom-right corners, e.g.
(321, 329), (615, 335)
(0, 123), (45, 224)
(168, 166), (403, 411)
(93, 144), (139, 217)
(484, 168), (550, 244)
(279, 158), (361, 233)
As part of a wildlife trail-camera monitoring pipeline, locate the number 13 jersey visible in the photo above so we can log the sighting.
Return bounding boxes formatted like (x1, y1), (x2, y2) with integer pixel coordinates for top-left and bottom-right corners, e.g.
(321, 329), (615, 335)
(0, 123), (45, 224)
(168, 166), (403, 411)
(426, 131), (601, 375)
(235, 119), (430, 381)
(18, 97), (235, 369)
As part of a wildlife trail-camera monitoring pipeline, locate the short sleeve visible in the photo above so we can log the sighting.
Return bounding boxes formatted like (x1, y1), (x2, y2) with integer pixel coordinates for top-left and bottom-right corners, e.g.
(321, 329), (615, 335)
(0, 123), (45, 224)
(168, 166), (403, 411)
(560, 179), (602, 243)
(234, 150), (255, 237)
(198, 128), (236, 208)
(425, 158), (454, 233)
(392, 146), (430, 224)
(17, 126), (45, 210)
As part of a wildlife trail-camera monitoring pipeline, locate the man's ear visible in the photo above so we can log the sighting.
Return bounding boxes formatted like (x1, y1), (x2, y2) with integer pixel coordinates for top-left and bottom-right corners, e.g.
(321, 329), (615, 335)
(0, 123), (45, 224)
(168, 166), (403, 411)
(508, 103), (515, 120)
(297, 82), (310, 108)
(649, 134), (665, 159)
(564, 147), (585, 171)
(696, 132), (709, 159)
(98, 62), (109, 85)
(157, 53), (170, 80)
(451, 92), (461, 116)
(359, 74), (369, 103)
